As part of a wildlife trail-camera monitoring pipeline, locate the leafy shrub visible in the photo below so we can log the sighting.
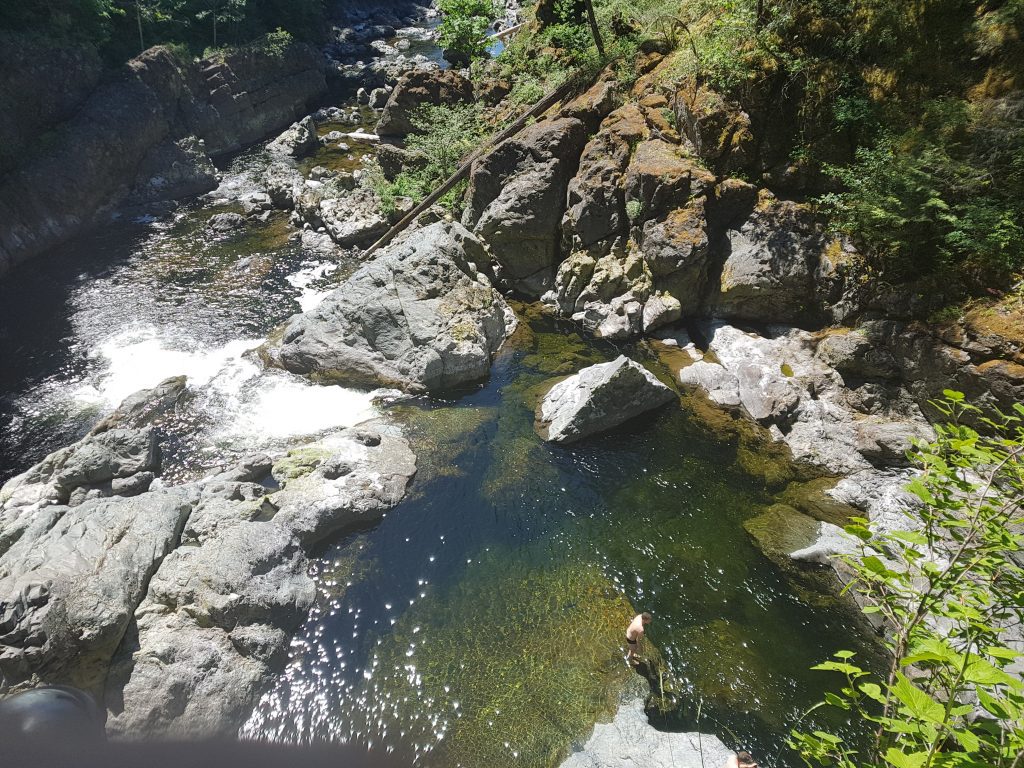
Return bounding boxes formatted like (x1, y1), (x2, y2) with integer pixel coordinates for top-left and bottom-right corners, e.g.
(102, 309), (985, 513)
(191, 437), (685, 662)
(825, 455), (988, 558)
(369, 103), (487, 215)
(791, 392), (1024, 768)
(438, 0), (498, 64)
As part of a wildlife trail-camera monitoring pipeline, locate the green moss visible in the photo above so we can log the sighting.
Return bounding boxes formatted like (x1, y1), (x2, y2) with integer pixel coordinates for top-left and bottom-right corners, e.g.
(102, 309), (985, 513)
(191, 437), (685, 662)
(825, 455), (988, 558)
(778, 477), (858, 526)
(387, 404), (496, 482)
(272, 445), (331, 483)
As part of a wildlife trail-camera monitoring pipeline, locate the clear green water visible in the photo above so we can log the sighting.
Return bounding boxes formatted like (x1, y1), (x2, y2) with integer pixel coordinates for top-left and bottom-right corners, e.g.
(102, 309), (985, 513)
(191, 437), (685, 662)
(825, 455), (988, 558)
(243, 315), (875, 767)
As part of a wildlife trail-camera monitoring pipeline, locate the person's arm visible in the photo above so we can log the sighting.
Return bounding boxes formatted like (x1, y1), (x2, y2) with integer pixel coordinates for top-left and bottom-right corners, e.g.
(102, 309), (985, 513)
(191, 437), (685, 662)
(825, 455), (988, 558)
(726, 754), (740, 768)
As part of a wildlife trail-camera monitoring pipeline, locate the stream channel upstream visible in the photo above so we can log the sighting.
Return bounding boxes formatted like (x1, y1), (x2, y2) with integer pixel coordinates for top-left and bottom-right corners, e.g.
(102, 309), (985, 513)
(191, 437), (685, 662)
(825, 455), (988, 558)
(0, 24), (875, 768)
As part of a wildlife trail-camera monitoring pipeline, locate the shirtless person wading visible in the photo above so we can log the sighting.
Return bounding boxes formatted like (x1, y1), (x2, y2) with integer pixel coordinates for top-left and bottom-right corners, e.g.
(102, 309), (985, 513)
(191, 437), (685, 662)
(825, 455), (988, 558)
(626, 612), (652, 662)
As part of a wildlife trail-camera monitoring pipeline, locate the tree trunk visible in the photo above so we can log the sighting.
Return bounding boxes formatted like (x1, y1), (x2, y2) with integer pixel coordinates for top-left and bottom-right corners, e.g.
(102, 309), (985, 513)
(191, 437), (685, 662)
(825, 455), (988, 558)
(582, 0), (605, 57)
(136, 1), (144, 53)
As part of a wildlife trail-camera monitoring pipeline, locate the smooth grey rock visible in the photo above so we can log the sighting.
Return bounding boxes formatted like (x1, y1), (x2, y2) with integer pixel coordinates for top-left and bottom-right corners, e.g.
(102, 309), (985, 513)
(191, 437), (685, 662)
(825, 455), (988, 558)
(104, 425), (415, 739)
(711, 195), (826, 324)
(264, 222), (516, 393)
(90, 376), (187, 435)
(207, 212), (246, 232)
(105, 498), (313, 739)
(0, 428), (160, 510)
(678, 322), (934, 476)
(561, 695), (732, 768)
(816, 329), (900, 381)
(272, 429), (417, 547)
(266, 116), (319, 159)
(0, 491), (191, 692)
(536, 356), (675, 443)
(210, 454), (274, 484)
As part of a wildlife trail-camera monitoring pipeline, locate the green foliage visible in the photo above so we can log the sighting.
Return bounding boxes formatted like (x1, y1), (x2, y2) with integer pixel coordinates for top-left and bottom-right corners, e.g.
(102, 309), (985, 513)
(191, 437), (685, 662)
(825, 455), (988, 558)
(1, 0), (323, 63)
(819, 96), (1024, 282)
(369, 103), (487, 215)
(0, 0), (118, 44)
(791, 392), (1024, 768)
(438, 0), (498, 64)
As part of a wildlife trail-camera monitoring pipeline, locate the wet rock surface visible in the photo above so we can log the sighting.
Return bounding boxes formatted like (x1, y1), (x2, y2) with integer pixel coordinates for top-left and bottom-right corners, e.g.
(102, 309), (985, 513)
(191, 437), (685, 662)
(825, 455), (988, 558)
(536, 356), (676, 443)
(264, 222), (516, 393)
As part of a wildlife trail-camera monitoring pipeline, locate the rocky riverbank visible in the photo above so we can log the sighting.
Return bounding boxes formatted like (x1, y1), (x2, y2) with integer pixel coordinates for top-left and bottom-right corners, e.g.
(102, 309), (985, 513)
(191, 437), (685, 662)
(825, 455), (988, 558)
(0, 379), (415, 736)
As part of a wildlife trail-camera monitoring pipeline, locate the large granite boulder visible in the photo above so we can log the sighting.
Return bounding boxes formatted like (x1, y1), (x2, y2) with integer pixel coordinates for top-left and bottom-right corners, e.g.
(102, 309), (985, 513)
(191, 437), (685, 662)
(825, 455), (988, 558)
(463, 117), (588, 296)
(536, 356), (676, 443)
(561, 695), (732, 768)
(376, 68), (473, 137)
(266, 116), (319, 158)
(104, 484), (315, 738)
(105, 426), (416, 739)
(263, 222), (516, 393)
(0, 491), (191, 692)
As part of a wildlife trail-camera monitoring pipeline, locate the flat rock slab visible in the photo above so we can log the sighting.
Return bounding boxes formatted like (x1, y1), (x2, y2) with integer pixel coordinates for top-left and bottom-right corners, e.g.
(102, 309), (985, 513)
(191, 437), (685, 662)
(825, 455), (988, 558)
(560, 697), (732, 768)
(536, 356), (676, 443)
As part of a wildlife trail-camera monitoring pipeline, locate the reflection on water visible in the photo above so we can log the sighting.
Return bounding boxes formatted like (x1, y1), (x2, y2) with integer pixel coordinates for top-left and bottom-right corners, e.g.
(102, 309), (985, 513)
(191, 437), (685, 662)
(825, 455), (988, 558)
(243, 317), (875, 767)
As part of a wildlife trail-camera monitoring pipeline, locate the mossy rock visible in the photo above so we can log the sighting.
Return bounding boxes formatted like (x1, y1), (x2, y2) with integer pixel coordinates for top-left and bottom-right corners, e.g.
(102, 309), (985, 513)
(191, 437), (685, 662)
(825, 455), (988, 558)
(389, 404), (496, 482)
(271, 445), (332, 484)
(743, 503), (822, 565)
(778, 477), (858, 526)
(353, 555), (645, 767)
(676, 618), (787, 725)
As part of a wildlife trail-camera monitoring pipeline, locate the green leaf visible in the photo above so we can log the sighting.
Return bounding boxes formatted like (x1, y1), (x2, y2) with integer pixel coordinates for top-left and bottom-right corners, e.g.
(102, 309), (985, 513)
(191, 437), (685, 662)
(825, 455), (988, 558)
(859, 682), (887, 704)
(952, 728), (981, 753)
(824, 692), (850, 709)
(884, 747), (927, 768)
(863, 555), (890, 576)
(893, 673), (946, 723)
(964, 659), (1018, 687)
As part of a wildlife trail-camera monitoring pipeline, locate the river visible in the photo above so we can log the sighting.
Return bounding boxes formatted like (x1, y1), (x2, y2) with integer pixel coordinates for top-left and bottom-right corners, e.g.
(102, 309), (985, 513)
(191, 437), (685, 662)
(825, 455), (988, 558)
(0, 28), (873, 768)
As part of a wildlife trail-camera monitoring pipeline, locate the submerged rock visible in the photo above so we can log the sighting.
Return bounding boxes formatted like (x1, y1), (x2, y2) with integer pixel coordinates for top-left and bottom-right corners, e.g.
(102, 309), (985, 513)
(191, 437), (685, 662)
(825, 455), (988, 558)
(561, 693), (732, 768)
(744, 503), (855, 569)
(264, 222), (516, 393)
(536, 356), (676, 443)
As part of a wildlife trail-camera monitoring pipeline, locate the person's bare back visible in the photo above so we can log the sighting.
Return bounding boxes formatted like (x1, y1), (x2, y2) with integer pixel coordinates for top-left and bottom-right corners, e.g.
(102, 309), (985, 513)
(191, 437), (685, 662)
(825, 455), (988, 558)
(625, 612), (651, 662)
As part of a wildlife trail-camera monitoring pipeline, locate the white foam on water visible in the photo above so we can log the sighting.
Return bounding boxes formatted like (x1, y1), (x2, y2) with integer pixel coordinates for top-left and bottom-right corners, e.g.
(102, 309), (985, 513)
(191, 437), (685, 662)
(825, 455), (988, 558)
(75, 326), (259, 408)
(74, 324), (378, 447)
(216, 369), (378, 442)
(287, 261), (339, 313)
